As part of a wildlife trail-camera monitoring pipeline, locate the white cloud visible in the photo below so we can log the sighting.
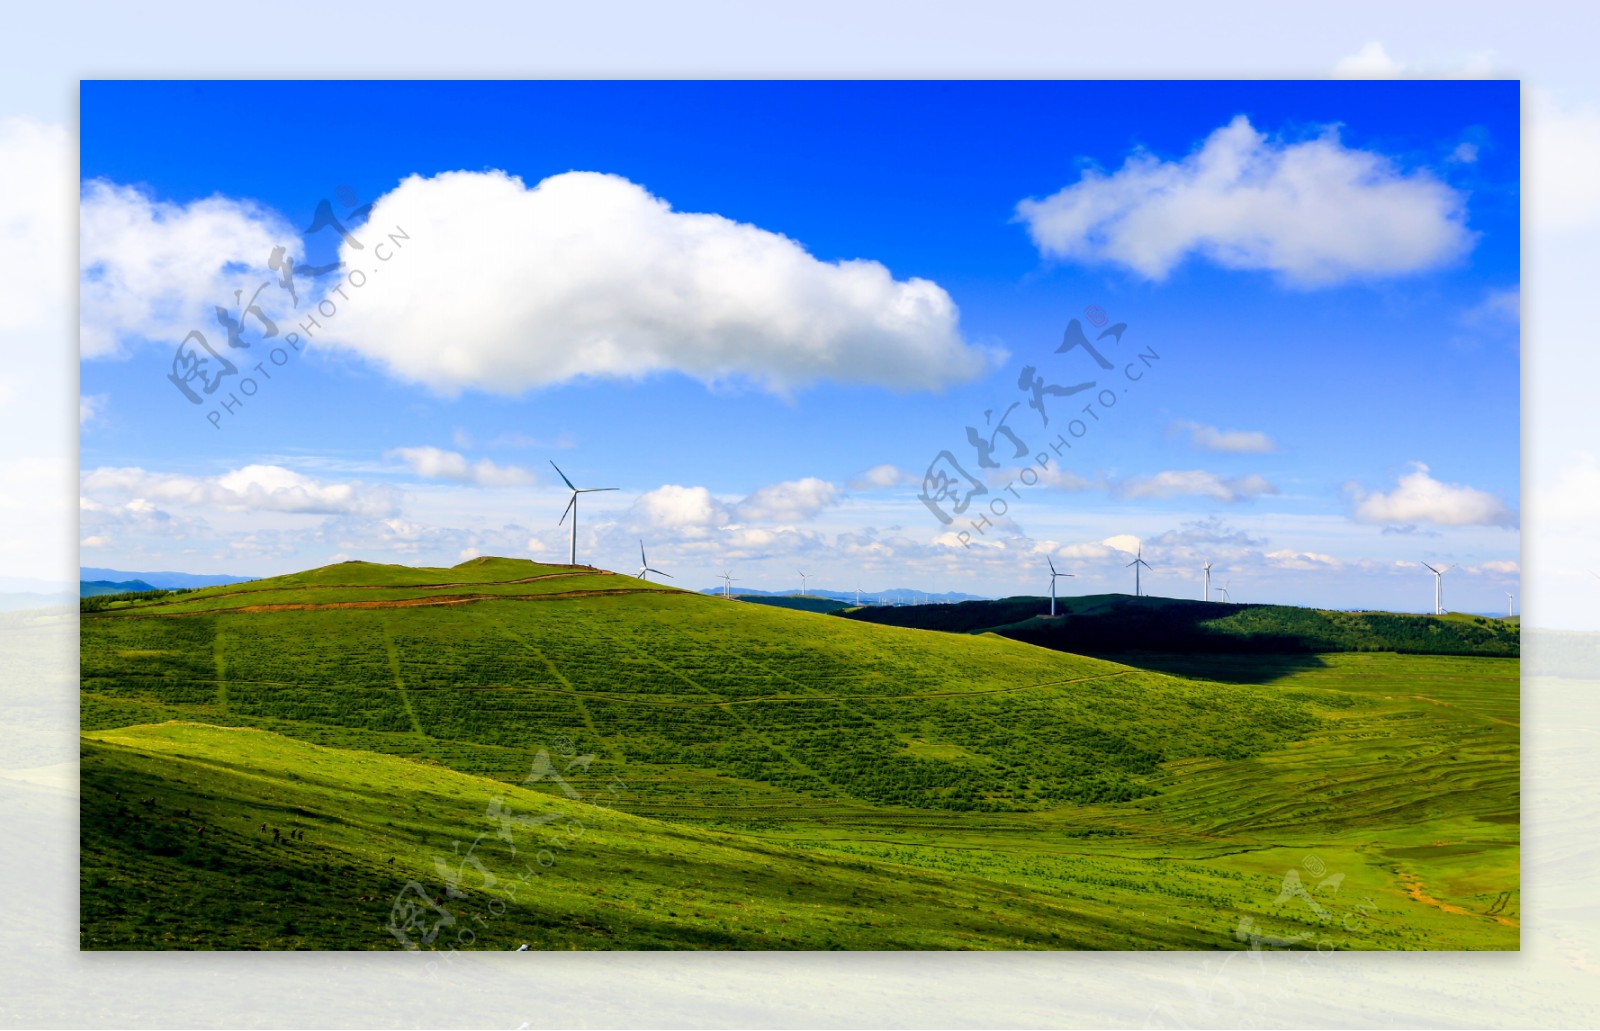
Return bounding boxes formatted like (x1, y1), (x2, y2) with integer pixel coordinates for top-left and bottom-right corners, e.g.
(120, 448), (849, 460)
(1170, 420), (1279, 453)
(1349, 462), (1517, 528)
(1464, 285), (1520, 327)
(325, 169), (995, 394)
(736, 477), (840, 522)
(81, 535), (109, 549)
(79, 180), (299, 359)
(1331, 42), (1497, 80)
(632, 477), (842, 530)
(1114, 470), (1278, 502)
(386, 446), (534, 486)
(1266, 549), (1343, 571)
(82, 464), (398, 517)
(633, 485), (731, 531)
(1014, 115), (1472, 287)
(1449, 142), (1480, 164)
(1101, 534), (1142, 556)
(1332, 41), (1406, 78)
(1478, 560), (1520, 576)
(848, 464), (918, 490)
(79, 393), (108, 427)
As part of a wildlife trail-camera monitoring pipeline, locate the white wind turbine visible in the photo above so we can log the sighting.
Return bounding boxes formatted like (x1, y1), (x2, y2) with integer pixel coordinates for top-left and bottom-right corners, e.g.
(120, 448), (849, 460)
(1203, 560), (1213, 602)
(550, 462), (618, 567)
(636, 540), (672, 582)
(719, 570), (739, 599)
(1506, 591), (1515, 618)
(1047, 557), (1074, 617)
(1218, 580), (1232, 604)
(855, 581), (863, 607)
(1421, 561), (1454, 615)
(797, 570), (810, 596)
(1127, 546), (1151, 597)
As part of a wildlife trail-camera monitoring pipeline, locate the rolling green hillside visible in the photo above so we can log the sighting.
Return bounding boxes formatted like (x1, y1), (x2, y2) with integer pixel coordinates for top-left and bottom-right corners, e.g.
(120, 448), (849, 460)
(80, 558), (1518, 951)
(842, 594), (1520, 657)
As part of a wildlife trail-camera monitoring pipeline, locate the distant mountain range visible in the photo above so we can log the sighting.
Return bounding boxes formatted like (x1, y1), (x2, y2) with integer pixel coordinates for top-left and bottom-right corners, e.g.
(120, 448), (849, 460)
(80, 579), (159, 597)
(697, 586), (987, 605)
(80, 567), (256, 591)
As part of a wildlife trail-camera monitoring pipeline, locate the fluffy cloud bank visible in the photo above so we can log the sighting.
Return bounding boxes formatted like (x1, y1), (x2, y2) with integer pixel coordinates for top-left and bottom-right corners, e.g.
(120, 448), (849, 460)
(387, 446), (533, 486)
(327, 169), (992, 394)
(80, 180), (299, 359)
(82, 464), (398, 517)
(1349, 462), (1516, 528)
(632, 477), (843, 530)
(1015, 115), (1472, 286)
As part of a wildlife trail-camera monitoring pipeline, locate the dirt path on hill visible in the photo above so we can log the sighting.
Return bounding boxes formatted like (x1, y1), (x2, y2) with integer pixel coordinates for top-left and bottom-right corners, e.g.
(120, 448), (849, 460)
(135, 569), (609, 606)
(97, 587), (673, 617)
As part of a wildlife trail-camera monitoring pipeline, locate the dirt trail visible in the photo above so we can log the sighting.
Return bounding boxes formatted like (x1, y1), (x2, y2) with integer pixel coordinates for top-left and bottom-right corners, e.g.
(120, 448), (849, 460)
(134, 569), (608, 606)
(100, 587), (673, 618)
(1398, 871), (1517, 926)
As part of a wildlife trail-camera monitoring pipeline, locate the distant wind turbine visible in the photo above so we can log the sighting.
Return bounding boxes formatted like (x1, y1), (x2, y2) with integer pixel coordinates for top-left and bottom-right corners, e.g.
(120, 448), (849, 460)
(798, 570), (810, 596)
(636, 541), (672, 582)
(855, 581), (863, 606)
(1421, 561), (1454, 615)
(1127, 546), (1151, 597)
(1203, 560), (1213, 602)
(1506, 591), (1515, 618)
(550, 462), (618, 566)
(1218, 579), (1232, 604)
(1047, 557), (1074, 617)
(719, 570), (739, 599)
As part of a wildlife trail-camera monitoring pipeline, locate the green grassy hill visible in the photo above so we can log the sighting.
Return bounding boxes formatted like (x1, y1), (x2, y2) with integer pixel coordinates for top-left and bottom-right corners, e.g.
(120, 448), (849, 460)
(80, 557), (1518, 951)
(841, 594), (1520, 658)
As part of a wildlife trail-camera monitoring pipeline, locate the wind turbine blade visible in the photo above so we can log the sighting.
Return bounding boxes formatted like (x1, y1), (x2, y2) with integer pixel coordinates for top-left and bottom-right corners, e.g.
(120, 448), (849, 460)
(549, 462), (576, 491)
(649, 569), (674, 579)
(1422, 562), (1440, 574)
(1048, 557), (1057, 575)
(579, 487), (619, 493)
(639, 540), (647, 565)
(558, 495), (576, 525)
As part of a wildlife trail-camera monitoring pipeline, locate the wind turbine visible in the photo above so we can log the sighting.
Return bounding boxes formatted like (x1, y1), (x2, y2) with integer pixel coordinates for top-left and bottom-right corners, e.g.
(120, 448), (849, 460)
(1127, 546), (1151, 597)
(1506, 591), (1515, 618)
(1421, 561), (1453, 615)
(855, 581), (863, 607)
(1047, 557), (1074, 617)
(797, 570), (810, 597)
(636, 540), (672, 582)
(718, 570), (739, 599)
(1203, 560), (1213, 602)
(550, 462), (617, 566)
(1218, 580), (1231, 604)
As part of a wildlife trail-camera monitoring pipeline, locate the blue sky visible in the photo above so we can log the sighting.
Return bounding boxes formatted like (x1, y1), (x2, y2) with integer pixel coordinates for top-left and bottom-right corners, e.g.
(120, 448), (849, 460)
(78, 79), (1520, 611)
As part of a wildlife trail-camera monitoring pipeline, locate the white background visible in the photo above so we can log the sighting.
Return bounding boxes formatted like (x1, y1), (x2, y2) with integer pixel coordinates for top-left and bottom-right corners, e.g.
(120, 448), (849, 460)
(1, 2), (1595, 1026)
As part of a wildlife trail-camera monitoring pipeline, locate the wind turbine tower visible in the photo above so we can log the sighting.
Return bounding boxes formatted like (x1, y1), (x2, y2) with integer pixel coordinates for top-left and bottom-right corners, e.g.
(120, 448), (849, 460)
(798, 570), (810, 597)
(1218, 580), (1231, 604)
(1421, 561), (1450, 615)
(1047, 558), (1075, 617)
(550, 462), (618, 567)
(1506, 591), (1515, 618)
(1203, 560), (1212, 602)
(719, 570), (739, 599)
(1127, 546), (1152, 598)
(636, 541), (672, 582)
